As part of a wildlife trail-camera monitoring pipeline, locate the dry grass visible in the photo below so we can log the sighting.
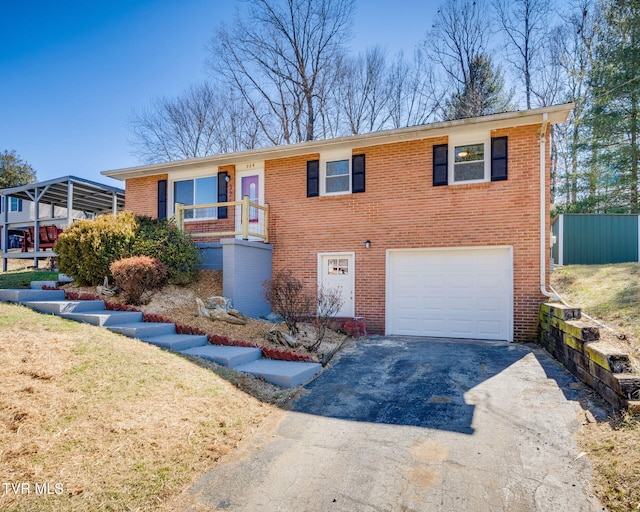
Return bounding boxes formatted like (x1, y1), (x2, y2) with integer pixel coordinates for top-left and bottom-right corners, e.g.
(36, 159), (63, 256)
(551, 263), (640, 512)
(0, 302), (275, 511)
(551, 262), (640, 358)
(578, 412), (640, 512)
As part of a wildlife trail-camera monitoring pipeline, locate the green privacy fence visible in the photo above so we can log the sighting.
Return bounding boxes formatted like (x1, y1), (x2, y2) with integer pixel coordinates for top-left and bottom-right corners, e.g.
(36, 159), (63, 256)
(552, 214), (640, 265)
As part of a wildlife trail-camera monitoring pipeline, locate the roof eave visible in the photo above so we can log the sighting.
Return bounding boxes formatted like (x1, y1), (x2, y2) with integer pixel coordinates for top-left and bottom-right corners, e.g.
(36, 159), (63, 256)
(102, 103), (574, 181)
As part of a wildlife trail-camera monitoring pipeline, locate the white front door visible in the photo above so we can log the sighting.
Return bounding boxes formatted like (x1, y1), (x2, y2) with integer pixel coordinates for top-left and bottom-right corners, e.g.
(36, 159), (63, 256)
(319, 253), (355, 317)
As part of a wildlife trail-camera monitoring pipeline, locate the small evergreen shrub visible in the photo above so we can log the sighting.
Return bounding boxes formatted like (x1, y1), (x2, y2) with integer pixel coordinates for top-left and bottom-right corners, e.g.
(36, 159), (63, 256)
(55, 212), (138, 285)
(110, 256), (167, 305)
(131, 216), (201, 285)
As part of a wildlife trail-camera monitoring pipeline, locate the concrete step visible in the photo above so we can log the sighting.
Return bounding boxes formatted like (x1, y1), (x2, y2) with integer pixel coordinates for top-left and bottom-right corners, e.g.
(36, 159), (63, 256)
(235, 359), (323, 388)
(180, 345), (263, 367)
(30, 281), (57, 289)
(22, 300), (105, 315)
(30, 275), (72, 289)
(0, 289), (66, 303)
(107, 322), (176, 338)
(61, 310), (143, 326)
(141, 333), (209, 351)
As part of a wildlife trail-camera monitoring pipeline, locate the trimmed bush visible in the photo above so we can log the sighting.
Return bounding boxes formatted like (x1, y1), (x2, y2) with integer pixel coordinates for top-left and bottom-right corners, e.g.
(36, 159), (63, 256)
(55, 213), (200, 286)
(55, 212), (138, 285)
(131, 216), (201, 285)
(110, 256), (167, 305)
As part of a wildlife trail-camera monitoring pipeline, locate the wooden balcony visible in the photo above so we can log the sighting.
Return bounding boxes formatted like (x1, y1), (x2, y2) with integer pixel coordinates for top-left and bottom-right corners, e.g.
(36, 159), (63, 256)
(173, 196), (269, 243)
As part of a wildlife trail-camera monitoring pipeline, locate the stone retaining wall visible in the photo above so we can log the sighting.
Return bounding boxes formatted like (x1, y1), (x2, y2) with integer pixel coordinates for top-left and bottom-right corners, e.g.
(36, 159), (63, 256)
(539, 303), (640, 412)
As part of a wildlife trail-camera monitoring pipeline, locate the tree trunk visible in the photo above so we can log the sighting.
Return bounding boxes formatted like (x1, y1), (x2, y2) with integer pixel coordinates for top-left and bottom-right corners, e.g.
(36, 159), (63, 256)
(631, 90), (639, 213)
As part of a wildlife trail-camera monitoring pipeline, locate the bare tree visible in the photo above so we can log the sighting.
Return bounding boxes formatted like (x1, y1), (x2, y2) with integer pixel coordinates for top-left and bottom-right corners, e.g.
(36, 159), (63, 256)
(330, 46), (389, 135)
(209, 0), (355, 145)
(425, 0), (490, 96)
(493, 0), (554, 109)
(385, 49), (444, 128)
(424, 0), (512, 119)
(554, 0), (599, 206)
(129, 83), (260, 163)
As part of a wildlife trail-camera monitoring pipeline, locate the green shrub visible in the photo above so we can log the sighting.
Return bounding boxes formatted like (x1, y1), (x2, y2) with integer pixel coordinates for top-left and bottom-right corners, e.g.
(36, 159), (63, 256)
(110, 256), (167, 305)
(131, 216), (201, 285)
(55, 213), (201, 286)
(55, 212), (138, 285)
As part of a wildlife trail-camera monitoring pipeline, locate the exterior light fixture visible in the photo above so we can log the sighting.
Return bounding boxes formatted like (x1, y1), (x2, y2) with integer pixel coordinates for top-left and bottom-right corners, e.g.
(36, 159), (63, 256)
(224, 175), (231, 182)
(365, 240), (371, 249)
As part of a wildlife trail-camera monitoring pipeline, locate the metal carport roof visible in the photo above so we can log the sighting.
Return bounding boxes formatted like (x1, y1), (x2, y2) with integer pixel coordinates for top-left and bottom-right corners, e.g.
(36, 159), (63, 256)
(0, 175), (125, 214)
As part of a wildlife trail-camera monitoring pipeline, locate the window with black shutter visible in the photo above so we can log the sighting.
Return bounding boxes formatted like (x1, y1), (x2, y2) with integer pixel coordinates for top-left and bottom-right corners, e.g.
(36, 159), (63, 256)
(307, 160), (320, 197)
(352, 154), (365, 193)
(157, 179), (167, 219)
(217, 172), (228, 218)
(433, 144), (448, 186)
(491, 136), (508, 181)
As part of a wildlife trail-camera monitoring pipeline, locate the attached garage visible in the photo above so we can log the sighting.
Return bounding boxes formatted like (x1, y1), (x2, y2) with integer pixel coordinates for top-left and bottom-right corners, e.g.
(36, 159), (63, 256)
(386, 247), (513, 341)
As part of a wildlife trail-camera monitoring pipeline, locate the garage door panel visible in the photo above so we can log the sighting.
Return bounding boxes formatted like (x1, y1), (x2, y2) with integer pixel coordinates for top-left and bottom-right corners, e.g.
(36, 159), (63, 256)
(476, 297), (501, 311)
(477, 320), (502, 336)
(388, 248), (513, 341)
(449, 297), (474, 310)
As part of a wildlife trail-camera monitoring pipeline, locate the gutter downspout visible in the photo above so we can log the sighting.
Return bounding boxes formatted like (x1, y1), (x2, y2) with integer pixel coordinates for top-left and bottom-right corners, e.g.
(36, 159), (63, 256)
(540, 113), (560, 301)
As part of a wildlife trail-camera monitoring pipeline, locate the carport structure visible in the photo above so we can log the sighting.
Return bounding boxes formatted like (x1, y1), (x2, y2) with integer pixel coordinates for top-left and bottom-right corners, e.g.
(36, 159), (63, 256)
(1, 176), (125, 271)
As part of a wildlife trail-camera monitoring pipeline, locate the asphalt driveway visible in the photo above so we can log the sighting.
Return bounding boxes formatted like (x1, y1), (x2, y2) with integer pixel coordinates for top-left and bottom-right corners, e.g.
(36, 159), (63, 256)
(182, 337), (605, 512)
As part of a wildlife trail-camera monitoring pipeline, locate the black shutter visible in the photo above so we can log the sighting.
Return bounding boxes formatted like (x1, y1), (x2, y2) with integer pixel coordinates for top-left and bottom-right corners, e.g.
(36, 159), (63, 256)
(217, 172), (228, 219)
(352, 154), (365, 193)
(433, 144), (448, 186)
(491, 136), (508, 181)
(157, 179), (167, 219)
(307, 160), (319, 197)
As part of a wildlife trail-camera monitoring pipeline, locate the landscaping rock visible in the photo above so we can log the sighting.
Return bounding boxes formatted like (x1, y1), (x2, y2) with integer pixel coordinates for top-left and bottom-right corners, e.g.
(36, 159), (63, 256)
(196, 297), (248, 325)
(266, 326), (301, 349)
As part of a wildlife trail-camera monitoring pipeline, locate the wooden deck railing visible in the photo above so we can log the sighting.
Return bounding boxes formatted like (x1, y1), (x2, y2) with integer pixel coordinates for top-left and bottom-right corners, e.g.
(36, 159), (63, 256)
(173, 196), (269, 242)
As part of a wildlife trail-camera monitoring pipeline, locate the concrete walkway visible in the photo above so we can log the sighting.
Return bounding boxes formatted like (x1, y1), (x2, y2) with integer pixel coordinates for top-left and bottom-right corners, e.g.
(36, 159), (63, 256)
(181, 336), (605, 512)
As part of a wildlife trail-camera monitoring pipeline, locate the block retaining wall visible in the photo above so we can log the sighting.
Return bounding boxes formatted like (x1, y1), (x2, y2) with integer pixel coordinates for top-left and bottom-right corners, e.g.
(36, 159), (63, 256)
(539, 303), (640, 412)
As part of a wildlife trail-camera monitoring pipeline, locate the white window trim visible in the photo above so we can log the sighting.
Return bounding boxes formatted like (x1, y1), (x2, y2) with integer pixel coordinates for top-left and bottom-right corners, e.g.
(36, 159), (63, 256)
(9, 197), (22, 212)
(320, 150), (352, 196)
(168, 168), (219, 221)
(448, 132), (491, 185)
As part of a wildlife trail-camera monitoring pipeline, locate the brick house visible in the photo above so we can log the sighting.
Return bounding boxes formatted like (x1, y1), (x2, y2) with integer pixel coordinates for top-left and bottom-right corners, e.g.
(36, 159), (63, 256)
(103, 104), (573, 343)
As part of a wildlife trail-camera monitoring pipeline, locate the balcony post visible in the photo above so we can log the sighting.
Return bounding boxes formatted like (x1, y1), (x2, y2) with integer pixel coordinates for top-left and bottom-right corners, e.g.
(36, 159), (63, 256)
(175, 203), (184, 231)
(241, 195), (250, 240)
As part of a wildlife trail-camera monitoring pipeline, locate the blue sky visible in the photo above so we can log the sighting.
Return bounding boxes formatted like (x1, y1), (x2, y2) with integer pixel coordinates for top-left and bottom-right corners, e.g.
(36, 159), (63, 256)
(0, 1), (436, 187)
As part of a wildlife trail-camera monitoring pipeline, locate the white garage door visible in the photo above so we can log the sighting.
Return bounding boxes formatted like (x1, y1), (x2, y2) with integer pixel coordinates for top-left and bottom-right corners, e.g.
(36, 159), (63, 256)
(386, 247), (513, 341)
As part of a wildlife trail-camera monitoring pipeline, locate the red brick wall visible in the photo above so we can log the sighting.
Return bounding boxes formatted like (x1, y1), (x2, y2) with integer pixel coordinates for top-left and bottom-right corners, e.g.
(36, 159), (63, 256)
(125, 174), (168, 216)
(265, 124), (549, 341)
